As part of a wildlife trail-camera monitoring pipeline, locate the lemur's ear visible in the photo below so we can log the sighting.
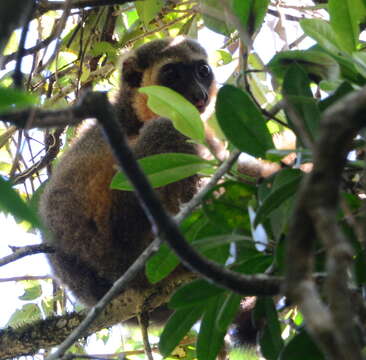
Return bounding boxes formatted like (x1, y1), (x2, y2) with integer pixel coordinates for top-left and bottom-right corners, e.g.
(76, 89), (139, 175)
(121, 55), (143, 88)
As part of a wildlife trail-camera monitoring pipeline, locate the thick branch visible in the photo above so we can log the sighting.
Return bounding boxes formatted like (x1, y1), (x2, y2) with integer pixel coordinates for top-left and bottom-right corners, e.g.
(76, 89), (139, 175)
(0, 269), (193, 359)
(285, 87), (366, 359)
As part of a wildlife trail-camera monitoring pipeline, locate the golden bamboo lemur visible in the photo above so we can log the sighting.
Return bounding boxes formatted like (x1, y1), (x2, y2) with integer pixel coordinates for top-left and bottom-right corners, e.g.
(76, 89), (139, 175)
(40, 38), (260, 348)
(39, 37), (215, 306)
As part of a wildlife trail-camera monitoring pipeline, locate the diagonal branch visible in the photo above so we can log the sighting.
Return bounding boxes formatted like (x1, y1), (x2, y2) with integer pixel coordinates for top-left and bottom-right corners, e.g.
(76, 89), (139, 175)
(0, 244), (54, 267)
(1, 91), (281, 359)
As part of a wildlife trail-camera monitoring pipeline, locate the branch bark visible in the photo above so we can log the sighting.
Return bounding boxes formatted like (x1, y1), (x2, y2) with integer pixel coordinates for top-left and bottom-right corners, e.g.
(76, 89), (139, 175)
(0, 270), (193, 360)
(285, 86), (366, 360)
(0, 244), (54, 267)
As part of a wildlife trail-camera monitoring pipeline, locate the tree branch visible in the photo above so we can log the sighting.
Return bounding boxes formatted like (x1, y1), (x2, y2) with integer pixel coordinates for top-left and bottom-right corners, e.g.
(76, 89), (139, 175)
(0, 244), (54, 267)
(0, 267), (194, 359)
(285, 86), (366, 360)
(37, 0), (138, 14)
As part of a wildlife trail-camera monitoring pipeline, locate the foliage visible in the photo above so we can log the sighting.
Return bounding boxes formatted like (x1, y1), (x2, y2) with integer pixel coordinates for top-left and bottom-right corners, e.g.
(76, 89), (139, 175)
(1, 0), (366, 359)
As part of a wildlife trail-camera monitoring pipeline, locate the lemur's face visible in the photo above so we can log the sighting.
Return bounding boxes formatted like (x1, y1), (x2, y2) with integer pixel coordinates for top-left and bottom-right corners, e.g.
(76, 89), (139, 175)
(157, 60), (214, 113)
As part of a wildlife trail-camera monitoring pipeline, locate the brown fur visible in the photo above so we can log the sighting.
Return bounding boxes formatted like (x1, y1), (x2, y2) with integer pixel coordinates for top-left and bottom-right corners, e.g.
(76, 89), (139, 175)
(39, 37), (214, 306)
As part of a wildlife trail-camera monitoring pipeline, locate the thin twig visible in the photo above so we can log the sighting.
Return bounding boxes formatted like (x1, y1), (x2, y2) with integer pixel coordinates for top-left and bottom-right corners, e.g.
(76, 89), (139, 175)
(13, 1), (35, 88)
(138, 313), (154, 360)
(0, 244), (54, 267)
(0, 275), (50, 282)
(175, 149), (241, 223)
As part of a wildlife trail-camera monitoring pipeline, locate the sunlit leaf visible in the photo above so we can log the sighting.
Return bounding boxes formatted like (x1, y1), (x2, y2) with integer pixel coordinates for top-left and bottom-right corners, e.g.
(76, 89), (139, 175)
(300, 19), (341, 55)
(135, 0), (164, 28)
(139, 85), (205, 142)
(90, 41), (117, 58)
(111, 153), (213, 191)
(7, 303), (42, 328)
(329, 0), (364, 53)
(0, 87), (36, 112)
(19, 281), (42, 301)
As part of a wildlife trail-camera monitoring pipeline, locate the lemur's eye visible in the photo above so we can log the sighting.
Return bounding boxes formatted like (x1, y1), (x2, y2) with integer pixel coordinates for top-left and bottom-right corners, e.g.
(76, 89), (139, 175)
(197, 63), (211, 78)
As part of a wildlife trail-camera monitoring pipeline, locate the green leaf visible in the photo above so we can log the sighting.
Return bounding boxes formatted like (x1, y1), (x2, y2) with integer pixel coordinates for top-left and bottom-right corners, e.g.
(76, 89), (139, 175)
(300, 19), (341, 55)
(231, 0), (269, 35)
(255, 297), (284, 360)
(159, 305), (204, 357)
(194, 234), (254, 252)
(0, 87), (36, 112)
(169, 279), (225, 309)
(0, 176), (41, 228)
(268, 50), (340, 83)
(139, 85), (205, 142)
(19, 281), (42, 301)
(146, 211), (206, 283)
(197, 295), (227, 360)
(329, 0), (363, 53)
(216, 85), (274, 157)
(200, 0), (233, 36)
(203, 182), (254, 232)
(255, 169), (302, 227)
(145, 242), (179, 283)
(111, 153), (212, 191)
(90, 41), (117, 58)
(352, 52), (366, 78)
(280, 330), (324, 360)
(41, 298), (54, 318)
(283, 64), (321, 141)
(216, 292), (241, 331)
(214, 50), (233, 66)
(231, 0), (251, 32)
(234, 255), (272, 274)
(135, 0), (164, 27)
(251, 0), (270, 32)
(6, 303), (42, 328)
(178, 14), (198, 38)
